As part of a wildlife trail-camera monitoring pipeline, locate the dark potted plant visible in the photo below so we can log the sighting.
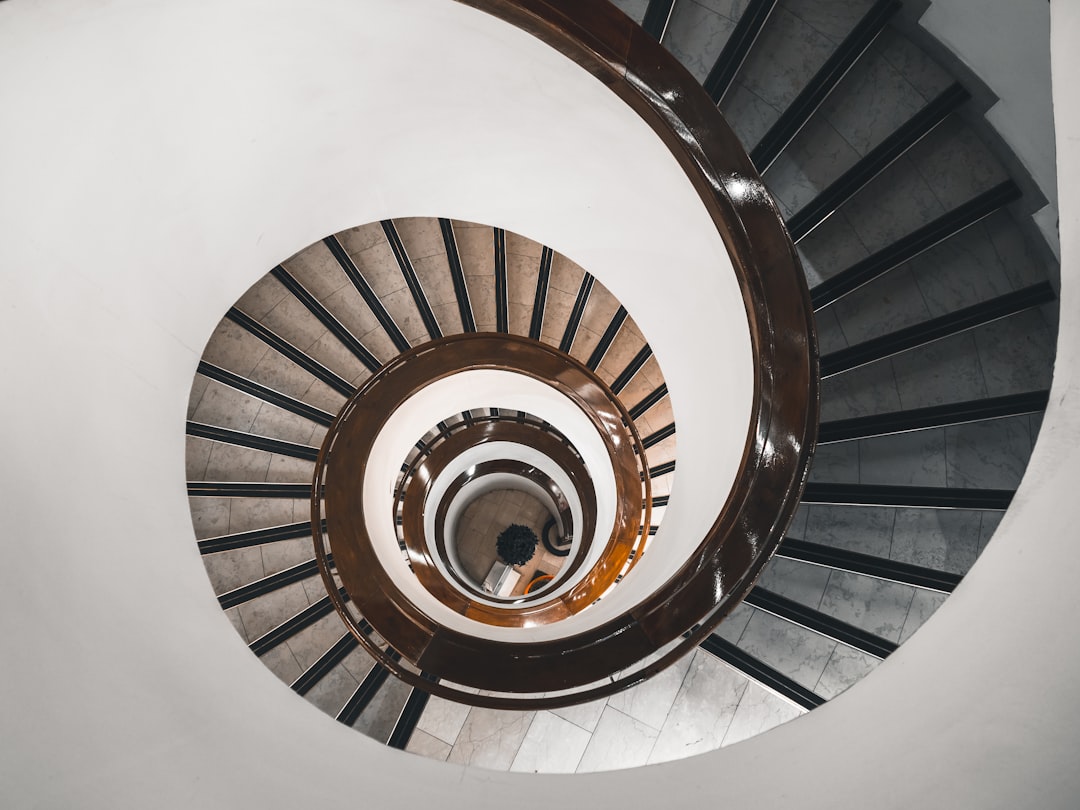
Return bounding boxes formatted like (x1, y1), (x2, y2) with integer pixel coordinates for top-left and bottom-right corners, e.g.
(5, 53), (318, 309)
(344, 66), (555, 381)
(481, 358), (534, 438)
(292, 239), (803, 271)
(496, 523), (538, 566)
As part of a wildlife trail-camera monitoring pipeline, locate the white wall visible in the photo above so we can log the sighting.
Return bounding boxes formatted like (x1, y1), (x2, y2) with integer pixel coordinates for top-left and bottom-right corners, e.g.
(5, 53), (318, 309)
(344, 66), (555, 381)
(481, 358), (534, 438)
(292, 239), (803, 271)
(1, 0), (1078, 807)
(921, 0), (1059, 255)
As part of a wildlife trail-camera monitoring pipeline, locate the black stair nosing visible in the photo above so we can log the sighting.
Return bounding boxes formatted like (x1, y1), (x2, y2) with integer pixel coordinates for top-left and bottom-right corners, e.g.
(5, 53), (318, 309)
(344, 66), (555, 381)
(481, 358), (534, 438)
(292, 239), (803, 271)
(700, 634), (825, 710)
(611, 344), (654, 395)
(337, 651), (402, 727)
(196, 361), (335, 428)
(225, 308), (355, 398)
(820, 281), (1055, 378)
(703, 0), (779, 105)
(186, 421), (320, 462)
(641, 0), (677, 41)
(217, 555), (330, 610)
(745, 586), (898, 659)
(628, 383), (669, 421)
(810, 180), (1022, 311)
(188, 481), (314, 499)
(647, 459), (676, 479)
(198, 520), (326, 555)
(323, 235), (411, 353)
(529, 246), (554, 341)
(586, 306), (628, 371)
(818, 390), (1051, 443)
(750, 0), (901, 173)
(248, 588), (349, 657)
(801, 482), (1015, 510)
(381, 220), (442, 341)
(291, 632), (359, 696)
(787, 82), (971, 242)
(387, 675), (437, 750)
(647, 495), (670, 508)
(269, 264), (382, 373)
(643, 422), (677, 450)
(559, 274), (596, 354)
(777, 537), (963, 593)
(438, 218), (477, 333)
(494, 227), (509, 334)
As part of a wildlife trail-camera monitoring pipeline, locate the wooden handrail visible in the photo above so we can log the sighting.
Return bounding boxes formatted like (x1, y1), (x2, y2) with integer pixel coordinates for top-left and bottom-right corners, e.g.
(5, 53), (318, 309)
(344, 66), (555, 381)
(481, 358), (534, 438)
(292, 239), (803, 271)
(308, 0), (816, 707)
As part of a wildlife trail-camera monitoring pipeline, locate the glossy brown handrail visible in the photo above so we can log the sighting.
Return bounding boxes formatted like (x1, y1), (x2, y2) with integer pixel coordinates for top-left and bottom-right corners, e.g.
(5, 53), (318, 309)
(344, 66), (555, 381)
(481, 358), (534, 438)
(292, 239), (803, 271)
(310, 0), (816, 707)
(313, 334), (652, 682)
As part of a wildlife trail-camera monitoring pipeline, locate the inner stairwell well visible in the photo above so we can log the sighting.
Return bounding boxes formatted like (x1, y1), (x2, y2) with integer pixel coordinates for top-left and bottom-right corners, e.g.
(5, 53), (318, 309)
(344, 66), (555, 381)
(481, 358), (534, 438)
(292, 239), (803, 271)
(184, 0), (1056, 772)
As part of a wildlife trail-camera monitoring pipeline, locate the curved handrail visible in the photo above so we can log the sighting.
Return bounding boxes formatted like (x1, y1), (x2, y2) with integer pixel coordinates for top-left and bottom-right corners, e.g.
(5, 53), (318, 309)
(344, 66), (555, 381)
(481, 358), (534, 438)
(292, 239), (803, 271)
(309, 0), (816, 707)
(313, 334), (653, 688)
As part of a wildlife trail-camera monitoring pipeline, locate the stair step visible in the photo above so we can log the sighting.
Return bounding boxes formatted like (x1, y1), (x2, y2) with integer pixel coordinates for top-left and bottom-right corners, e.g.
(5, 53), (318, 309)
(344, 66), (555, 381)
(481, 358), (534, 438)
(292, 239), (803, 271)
(787, 82), (971, 242)
(801, 482), (1014, 510)
(776, 537), (962, 592)
(226, 308), (355, 397)
(818, 390), (1050, 443)
(186, 421), (320, 462)
(700, 633), (825, 710)
(810, 180), (1023, 311)
(750, 0), (901, 172)
(702, 0), (779, 105)
(745, 587), (897, 659)
(820, 281), (1055, 377)
(381, 220), (443, 341)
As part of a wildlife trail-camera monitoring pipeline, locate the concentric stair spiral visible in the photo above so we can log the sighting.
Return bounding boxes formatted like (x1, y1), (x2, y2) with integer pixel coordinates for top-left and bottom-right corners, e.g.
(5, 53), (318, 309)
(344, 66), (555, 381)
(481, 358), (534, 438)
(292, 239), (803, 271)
(185, 0), (1057, 771)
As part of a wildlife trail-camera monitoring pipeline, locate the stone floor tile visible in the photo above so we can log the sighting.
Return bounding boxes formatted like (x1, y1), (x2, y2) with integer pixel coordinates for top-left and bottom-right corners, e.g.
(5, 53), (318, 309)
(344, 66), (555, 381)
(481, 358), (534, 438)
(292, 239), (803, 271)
(510, 711), (591, 773)
(576, 706), (659, 772)
(648, 652), (748, 763)
(721, 680), (804, 747)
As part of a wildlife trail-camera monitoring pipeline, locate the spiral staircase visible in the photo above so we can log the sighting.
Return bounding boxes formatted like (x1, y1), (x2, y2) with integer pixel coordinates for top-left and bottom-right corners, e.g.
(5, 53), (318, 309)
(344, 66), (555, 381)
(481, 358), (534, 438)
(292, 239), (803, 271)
(181, 0), (1057, 773)
(5, 0), (1076, 805)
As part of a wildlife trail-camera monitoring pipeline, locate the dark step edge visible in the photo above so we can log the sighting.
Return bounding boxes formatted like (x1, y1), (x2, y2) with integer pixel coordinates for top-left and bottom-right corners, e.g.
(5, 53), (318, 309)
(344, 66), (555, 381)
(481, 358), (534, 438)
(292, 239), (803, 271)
(225, 308), (355, 398)
(700, 634), (825, 710)
(703, 0), (779, 105)
(586, 306), (628, 371)
(787, 82), (971, 242)
(381, 220), (443, 341)
(746, 586), (898, 659)
(270, 264), (382, 372)
(217, 555), (329, 610)
(820, 281), (1055, 378)
(818, 390), (1050, 443)
(611, 344), (654, 395)
(186, 421), (319, 462)
(291, 633), (359, 696)
(196, 361), (335, 428)
(642, 0), (676, 41)
(559, 274), (595, 354)
(810, 180), (1022, 311)
(438, 218), (476, 332)
(750, 0), (901, 172)
(494, 228), (509, 333)
(248, 589), (348, 657)
(642, 422), (676, 450)
(323, 235), (410, 353)
(777, 537), (962, 592)
(198, 520), (326, 555)
(387, 675), (437, 750)
(187, 481), (313, 499)
(801, 482), (1014, 510)
(337, 651), (402, 727)
(628, 383), (668, 421)
(530, 246), (554, 341)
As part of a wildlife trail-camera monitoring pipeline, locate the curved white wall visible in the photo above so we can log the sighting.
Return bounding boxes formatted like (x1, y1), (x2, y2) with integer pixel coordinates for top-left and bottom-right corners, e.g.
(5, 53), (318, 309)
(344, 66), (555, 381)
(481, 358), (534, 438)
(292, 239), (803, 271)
(1, 0), (1078, 807)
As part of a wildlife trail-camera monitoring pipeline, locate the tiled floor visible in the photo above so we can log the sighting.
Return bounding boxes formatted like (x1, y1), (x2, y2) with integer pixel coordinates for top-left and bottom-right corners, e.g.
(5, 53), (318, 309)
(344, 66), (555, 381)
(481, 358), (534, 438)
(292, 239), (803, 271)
(406, 647), (813, 772)
(454, 488), (566, 595)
